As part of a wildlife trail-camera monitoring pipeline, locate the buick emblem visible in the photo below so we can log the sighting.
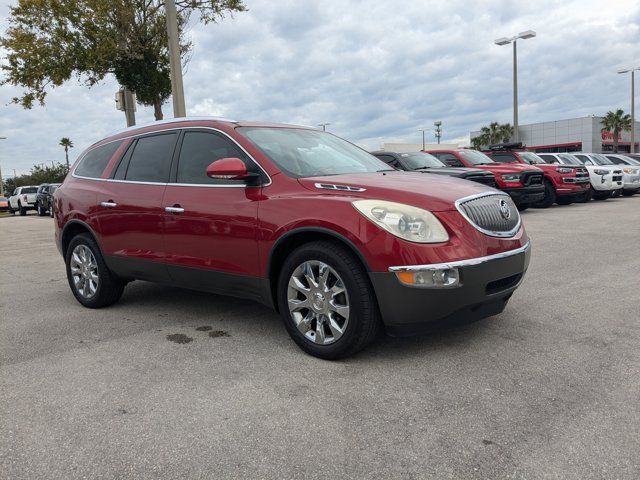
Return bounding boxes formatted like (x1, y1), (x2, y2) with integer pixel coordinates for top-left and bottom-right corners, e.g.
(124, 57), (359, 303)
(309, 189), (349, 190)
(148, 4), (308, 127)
(498, 199), (511, 220)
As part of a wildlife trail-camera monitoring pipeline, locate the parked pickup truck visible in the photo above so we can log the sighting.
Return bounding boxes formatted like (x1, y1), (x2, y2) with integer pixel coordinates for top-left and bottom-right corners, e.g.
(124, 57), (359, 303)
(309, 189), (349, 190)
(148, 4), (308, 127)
(429, 149), (545, 210)
(8, 186), (38, 215)
(370, 151), (497, 187)
(485, 144), (591, 207)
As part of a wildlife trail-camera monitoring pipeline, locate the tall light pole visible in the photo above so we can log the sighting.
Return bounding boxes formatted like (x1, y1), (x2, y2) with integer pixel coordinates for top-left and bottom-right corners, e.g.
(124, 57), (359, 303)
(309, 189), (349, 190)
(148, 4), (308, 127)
(418, 129), (430, 150)
(0, 136), (5, 197)
(434, 121), (442, 144)
(166, 0), (186, 117)
(618, 66), (639, 153)
(318, 123), (330, 131)
(494, 30), (536, 143)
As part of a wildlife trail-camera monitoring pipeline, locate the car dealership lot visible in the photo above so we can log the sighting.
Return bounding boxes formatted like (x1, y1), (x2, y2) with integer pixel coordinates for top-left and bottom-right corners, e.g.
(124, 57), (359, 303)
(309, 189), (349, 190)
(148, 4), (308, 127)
(1, 199), (639, 479)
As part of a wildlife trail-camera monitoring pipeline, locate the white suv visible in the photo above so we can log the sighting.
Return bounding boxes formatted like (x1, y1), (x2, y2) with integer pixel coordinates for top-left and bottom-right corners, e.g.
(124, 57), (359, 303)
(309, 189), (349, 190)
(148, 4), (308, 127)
(539, 153), (623, 200)
(8, 186), (38, 215)
(602, 154), (640, 196)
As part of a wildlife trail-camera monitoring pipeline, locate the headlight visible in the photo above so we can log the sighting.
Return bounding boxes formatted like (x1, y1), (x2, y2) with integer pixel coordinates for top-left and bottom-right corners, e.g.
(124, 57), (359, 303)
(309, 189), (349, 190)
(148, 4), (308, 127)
(622, 167), (638, 174)
(556, 167), (572, 174)
(594, 169), (608, 175)
(501, 174), (521, 182)
(352, 200), (449, 243)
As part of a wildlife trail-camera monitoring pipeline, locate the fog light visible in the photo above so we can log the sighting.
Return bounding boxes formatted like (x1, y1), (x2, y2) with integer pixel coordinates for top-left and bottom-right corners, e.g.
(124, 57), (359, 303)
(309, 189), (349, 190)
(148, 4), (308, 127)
(395, 267), (460, 288)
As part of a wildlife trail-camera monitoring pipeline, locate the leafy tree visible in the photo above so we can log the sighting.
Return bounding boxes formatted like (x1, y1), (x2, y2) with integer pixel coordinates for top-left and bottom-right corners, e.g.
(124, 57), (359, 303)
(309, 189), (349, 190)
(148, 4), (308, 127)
(4, 163), (70, 195)
(1, 0), (246, 120)
(59, 137), (74, 169)
(601, 109), (632, 153)
(471, 122), (514, 149)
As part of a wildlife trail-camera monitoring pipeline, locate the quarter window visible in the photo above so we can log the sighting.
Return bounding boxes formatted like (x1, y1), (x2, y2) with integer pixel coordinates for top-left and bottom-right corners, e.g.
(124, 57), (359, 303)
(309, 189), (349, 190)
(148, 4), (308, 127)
(75, 141), (123, 178)
(123, 133), (177, 183)
(176, 131), (257, 184)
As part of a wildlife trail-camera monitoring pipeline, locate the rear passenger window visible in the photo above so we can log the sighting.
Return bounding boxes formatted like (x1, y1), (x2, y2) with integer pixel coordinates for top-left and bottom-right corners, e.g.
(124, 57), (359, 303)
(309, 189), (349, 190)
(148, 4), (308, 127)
(75, 141), (123, 178)
(176, 131), (257, 184)
(124, 133), (177, 183)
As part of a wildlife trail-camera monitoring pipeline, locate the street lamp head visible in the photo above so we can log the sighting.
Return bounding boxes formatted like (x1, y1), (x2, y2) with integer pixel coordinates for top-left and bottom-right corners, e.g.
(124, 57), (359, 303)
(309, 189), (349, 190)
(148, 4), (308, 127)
(494, 37), (511, 46)
(434, 121), (442, 127)
(517, 30), (536, 40)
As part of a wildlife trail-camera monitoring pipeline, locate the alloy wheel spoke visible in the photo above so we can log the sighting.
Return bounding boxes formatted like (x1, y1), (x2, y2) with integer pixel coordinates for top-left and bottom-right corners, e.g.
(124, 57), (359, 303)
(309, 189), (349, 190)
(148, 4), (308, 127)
(327, 316), (344, 338)
(314, 317), (326, 344)
(303, 262), (319, 289)
(296, 312), (314, 334)
(329, 301), (349, 319)
(288, 297), (310, 312)
(289, 275), (310, 294)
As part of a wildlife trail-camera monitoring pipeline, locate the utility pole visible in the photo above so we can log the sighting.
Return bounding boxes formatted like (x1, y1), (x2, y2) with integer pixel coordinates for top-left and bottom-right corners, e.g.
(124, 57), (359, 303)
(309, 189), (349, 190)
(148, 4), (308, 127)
(618, 67), (638, 153)
(418, 129), (429, 150)
(0, 136), (5, 197)
(166, 0), (186, 117)
(434, 121), (442, 144)
(115, 89), (137, 127)
(495, 30), (536, 143)
(318, 123), (330, 131)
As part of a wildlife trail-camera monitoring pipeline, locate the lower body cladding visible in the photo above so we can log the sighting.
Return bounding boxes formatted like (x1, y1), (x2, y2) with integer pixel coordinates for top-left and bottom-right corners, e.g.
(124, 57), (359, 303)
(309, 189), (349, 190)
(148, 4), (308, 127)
(369, 242), (531, 336)
(502, 186), (544, 206)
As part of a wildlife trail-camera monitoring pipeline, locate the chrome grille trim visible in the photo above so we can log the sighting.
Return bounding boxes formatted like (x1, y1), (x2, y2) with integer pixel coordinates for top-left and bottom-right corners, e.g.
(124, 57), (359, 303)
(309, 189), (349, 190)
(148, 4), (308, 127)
(455, 192), (521, 238)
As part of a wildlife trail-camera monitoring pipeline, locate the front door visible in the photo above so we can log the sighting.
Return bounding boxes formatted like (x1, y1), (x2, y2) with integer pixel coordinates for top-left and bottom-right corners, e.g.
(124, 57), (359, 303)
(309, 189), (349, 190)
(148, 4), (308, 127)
(162, 129), (265, 301)
(96, 131), (178, 282)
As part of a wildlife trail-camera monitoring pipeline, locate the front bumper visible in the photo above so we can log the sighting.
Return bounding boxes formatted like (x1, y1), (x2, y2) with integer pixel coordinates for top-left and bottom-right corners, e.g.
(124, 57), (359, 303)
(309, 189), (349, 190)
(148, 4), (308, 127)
(623, 173), (640, 192)
(591, 174), (623, 191)
(369, 242), (531, 336)
(502, 185), (545, 206)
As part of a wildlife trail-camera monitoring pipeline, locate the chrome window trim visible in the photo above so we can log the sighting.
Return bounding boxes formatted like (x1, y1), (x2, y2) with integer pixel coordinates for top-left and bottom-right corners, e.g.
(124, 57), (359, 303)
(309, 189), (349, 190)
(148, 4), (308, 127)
(71, 126), (272, 188)
(389, 241), (530, 272)
(314, 183), (366, 192)
(454, 191), (522, 238)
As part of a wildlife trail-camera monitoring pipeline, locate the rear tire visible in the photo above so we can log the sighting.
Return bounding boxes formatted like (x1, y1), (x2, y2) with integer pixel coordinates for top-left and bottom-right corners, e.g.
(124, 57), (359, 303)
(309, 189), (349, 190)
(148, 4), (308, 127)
(65, 233), (125, 308)
(534, 180), (556, 208)
(277, 240), (381, 360)
(37, 203), (46, 216)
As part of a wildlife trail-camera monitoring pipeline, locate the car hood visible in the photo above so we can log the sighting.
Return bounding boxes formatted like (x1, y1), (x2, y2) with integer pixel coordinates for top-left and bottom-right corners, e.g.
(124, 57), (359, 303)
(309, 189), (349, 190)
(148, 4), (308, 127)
(298, 171), (498, 212)
(474, 163), (544, 174)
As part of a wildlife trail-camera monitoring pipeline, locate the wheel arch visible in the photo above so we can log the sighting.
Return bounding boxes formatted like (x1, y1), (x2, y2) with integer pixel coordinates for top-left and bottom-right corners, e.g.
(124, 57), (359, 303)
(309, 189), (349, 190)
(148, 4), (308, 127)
(61, 220), (103, 259)
(266, 227), (371, 312)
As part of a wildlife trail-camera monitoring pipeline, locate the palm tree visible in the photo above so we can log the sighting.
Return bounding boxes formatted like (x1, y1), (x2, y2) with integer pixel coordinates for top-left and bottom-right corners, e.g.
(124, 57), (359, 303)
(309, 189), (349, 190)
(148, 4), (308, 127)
(499, 123), (514, 142)
(59, 137), (74, 170)
(601, 109), (632, 153)
(473, 122), (515, 148)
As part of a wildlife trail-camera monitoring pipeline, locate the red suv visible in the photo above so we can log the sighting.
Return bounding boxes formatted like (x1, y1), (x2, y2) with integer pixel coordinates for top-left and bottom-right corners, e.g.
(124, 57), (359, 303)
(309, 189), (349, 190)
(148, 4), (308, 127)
(485, 145), (591, 207)
(54, 118), (531, 359)
(429, 149), (545, 210)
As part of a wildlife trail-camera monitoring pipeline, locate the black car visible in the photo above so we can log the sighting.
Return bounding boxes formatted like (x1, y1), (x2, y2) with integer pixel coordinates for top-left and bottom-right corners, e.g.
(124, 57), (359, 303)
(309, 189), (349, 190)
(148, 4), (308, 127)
(35, 183), (61, 217)
(371, 151), (497, 187)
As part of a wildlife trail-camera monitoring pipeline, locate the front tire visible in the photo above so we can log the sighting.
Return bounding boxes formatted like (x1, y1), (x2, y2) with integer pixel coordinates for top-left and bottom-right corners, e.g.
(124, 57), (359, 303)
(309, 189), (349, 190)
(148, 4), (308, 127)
(37, 203), (46, 216)
(517, 204), (528, 212)
(277, 241), (380, 359)
(593, 190), (610, 200)
(18, 201), (26, 216)
(534, 180), (556, 208)
(65, 233), (125, 308)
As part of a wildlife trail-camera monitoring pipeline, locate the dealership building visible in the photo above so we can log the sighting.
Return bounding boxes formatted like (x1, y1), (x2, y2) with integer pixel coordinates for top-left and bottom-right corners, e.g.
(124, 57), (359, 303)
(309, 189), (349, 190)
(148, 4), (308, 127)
(471, 116), (640, 153)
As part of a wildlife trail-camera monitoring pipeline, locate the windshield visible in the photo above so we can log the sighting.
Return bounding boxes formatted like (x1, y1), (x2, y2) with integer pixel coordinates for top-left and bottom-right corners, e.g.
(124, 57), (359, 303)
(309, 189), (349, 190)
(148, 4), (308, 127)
(558, 154), (583, 165)
(519, 152), (546, 164)
(237, 127), (392, 178)
(21, 187), (37, 194)
(459, 150), (495, 165)
(590, 153), (614, 165)
(400, 152), (446, 170)
(622, 156), (640, 165)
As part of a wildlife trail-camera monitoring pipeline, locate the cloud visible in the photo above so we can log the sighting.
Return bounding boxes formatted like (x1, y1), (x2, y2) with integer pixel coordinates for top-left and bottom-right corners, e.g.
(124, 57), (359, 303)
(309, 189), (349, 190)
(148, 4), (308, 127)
(1, 0), (638, 173)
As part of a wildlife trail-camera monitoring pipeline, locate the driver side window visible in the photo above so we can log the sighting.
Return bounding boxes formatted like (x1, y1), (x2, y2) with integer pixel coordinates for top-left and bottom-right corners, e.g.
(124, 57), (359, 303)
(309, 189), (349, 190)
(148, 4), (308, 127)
(175, 131), (257, 185)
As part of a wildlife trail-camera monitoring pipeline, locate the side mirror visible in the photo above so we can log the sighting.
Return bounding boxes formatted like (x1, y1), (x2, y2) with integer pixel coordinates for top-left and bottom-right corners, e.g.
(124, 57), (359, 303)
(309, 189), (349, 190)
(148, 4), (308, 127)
(206, 157), (255, 181)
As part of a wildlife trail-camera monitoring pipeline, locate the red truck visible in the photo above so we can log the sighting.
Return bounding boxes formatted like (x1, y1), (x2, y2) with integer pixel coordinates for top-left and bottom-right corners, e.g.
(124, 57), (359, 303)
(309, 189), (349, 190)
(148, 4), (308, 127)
(429, 149), (545, 210)
(484, 144), (591, 207)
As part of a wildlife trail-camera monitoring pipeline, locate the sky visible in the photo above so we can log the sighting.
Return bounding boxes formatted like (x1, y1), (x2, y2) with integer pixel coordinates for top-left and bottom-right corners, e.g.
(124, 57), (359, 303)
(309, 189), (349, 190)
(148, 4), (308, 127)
(1, 0), (638, 174)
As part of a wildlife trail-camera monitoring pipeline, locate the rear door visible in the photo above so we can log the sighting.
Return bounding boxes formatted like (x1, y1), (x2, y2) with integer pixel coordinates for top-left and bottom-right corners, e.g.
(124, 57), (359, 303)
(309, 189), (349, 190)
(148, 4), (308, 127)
(95, 131), (178, 281)
(161, 128), (264, 300)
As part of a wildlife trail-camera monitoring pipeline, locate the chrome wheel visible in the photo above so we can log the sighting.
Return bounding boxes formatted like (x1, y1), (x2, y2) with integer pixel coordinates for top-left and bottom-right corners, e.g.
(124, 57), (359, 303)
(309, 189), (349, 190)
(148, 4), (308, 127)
(287, 260), (350, 345)
(70, 245), (99, 299)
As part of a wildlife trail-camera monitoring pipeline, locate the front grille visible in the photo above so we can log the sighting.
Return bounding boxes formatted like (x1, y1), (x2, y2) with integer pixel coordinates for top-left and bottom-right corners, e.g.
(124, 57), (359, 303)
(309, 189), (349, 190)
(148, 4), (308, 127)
(467, 174), (497, 188)
(522, 172), (543, 186)
(613, 175), (623, 182)
(455, 193), (521, 237)
(486, 273), (523, 295)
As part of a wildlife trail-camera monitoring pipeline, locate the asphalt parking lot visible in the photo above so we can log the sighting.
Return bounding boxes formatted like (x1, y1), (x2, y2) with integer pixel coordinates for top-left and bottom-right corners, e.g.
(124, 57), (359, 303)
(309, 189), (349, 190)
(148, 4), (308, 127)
(1, 197), (639, 480)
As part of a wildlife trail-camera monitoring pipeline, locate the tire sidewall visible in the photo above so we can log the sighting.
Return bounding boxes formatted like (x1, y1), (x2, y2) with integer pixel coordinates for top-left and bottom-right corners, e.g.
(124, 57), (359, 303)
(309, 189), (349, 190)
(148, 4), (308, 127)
(277, 243), (371, 359)
(65, 234), (111, 308)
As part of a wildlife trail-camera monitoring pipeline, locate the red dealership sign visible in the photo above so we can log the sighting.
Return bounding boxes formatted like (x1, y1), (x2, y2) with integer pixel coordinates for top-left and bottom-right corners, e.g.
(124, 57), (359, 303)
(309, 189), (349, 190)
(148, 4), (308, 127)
(601, 130), (622, 142)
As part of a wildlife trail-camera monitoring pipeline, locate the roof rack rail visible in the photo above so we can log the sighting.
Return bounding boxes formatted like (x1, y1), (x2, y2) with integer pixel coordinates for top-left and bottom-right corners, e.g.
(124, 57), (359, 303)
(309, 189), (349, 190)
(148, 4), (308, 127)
(107, 116), (237, 137)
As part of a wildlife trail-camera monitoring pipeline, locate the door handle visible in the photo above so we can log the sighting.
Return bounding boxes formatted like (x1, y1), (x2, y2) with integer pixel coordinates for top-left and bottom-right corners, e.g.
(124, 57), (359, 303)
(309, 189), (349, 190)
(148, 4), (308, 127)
(165, 206), (185, 214)
(100, 201), (117, 208)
